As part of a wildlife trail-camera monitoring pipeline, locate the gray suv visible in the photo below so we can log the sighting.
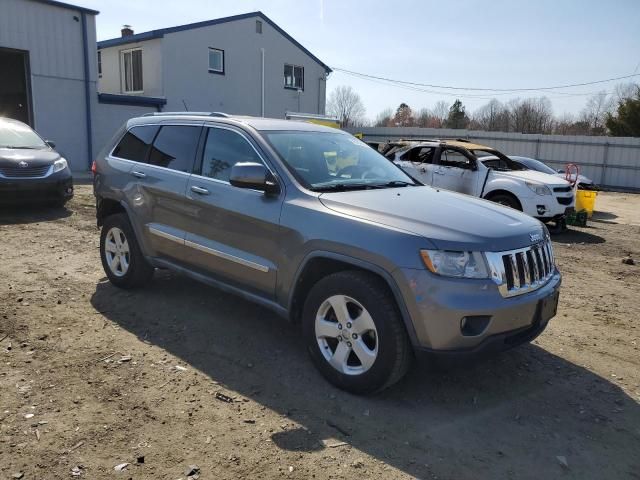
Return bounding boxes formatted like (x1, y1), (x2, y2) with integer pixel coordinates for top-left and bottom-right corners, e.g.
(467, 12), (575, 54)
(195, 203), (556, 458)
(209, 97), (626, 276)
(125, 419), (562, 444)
(93, 113), (561, 394)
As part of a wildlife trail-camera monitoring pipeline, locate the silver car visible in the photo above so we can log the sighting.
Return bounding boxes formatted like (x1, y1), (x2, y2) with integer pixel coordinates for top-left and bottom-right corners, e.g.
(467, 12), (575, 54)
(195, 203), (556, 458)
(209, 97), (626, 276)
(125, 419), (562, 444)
(93, 113), (561, 394)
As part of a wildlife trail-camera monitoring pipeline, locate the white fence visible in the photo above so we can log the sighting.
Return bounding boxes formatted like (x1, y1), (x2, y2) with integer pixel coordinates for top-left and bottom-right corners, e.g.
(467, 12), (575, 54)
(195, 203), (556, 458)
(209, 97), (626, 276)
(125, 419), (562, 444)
(347, 127), (640, 190)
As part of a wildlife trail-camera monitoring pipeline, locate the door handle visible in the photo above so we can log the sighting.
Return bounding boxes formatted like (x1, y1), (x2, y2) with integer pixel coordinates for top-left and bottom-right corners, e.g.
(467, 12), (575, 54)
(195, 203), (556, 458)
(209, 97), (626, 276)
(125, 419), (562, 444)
(433, 170), (444, 175)
(131, 170), (146, 178)
(191, 185), (210, 195)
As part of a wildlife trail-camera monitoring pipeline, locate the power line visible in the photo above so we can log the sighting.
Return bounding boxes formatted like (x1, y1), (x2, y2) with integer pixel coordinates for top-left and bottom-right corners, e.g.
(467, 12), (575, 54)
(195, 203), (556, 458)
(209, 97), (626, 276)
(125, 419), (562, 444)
(335, 69), (617, 99)
(331, 67), (640, 93)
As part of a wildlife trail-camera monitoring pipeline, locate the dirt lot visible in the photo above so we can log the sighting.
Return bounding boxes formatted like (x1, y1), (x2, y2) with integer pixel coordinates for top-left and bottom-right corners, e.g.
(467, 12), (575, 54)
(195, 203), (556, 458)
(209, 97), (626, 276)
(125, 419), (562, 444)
(1, 186), (639, 480)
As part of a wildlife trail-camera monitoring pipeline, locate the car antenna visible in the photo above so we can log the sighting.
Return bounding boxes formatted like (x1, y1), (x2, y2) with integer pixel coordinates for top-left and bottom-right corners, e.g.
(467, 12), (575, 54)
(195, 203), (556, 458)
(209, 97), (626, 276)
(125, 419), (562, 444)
(182, 99), (189, 111)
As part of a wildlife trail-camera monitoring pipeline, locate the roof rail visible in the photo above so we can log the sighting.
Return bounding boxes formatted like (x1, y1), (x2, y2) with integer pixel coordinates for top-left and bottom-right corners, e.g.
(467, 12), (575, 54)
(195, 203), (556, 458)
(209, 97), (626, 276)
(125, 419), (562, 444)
(141, 111), (232, 117)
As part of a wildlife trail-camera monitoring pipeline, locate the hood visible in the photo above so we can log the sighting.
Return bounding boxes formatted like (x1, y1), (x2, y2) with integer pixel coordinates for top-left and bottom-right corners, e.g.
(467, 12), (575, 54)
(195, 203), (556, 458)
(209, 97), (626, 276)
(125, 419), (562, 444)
(554, 172), (593, 185)
(319, 186), (545, 252)
(493, 169), (570, 186)
(0, 148), (60, 168)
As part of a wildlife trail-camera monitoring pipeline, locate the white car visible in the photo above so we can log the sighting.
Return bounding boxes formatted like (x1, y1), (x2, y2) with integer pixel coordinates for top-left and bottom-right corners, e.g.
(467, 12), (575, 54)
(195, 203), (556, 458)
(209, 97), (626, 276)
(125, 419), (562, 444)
(383, 139), (575, 225)
(509, 156), (596, 190)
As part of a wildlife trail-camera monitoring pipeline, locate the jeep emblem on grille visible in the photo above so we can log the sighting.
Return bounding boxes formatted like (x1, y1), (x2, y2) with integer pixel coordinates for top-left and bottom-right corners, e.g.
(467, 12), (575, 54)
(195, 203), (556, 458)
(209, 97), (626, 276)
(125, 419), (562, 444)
(529, 232), (542, 243)
(18, 161), (29, 168)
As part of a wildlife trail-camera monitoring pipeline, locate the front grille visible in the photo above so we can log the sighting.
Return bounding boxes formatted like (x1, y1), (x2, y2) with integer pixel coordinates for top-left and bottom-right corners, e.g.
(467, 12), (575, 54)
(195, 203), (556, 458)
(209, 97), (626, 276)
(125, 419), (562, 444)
(0, 165), (51, 178)
(553, 186), (572, 193)
(557, 196), (573, 205)
(486, 239), (555, 298)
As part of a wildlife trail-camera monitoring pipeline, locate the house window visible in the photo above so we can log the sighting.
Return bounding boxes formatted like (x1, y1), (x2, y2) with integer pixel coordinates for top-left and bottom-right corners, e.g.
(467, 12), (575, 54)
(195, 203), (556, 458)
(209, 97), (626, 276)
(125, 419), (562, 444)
(256, 20), (262, 33)
(97, 50), (102, 77)
(121, 48), (143, 93)
(284, 64), (304, 90)
(208, 48), (224, 74)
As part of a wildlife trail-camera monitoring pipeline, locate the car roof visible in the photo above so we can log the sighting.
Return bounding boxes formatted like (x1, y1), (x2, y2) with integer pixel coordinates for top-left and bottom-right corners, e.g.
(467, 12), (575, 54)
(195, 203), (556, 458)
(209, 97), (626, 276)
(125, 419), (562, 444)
(390, 139), (496, 151)
(127, 113), (341, 133)
(0, 117), (30, 128)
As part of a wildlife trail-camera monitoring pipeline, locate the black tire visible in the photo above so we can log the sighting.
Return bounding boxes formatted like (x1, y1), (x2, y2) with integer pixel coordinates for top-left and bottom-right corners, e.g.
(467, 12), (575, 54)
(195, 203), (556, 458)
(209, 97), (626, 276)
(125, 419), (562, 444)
(487, 192), (522, 211)
(100, 213), (154, 289)
(302, 270), (412, 394)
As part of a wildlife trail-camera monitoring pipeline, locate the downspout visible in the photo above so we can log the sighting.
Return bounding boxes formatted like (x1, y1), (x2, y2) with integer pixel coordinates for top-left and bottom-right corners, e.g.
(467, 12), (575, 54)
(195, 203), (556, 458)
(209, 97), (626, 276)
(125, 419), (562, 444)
(260, 48), (265, 117)
(81, 12), (93, 169)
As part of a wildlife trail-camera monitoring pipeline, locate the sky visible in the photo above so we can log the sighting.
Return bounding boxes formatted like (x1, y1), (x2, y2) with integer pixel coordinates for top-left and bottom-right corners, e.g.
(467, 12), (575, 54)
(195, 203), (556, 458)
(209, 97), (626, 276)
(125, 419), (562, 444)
(80, 0), (640, 121)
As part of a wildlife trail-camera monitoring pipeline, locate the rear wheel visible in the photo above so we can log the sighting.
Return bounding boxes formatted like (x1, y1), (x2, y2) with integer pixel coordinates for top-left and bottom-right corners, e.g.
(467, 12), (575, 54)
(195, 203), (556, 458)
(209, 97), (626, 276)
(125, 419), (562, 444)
(100, 213), (153, 289)
(302, 271), (412, 394)
(487, 192), (522, 211)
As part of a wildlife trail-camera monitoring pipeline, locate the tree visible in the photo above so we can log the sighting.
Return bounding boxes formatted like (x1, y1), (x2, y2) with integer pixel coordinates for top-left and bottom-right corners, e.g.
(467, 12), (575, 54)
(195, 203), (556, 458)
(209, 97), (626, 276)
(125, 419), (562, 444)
(326, 85), (366, 128)
(606, 86), (640, 137)
(580, 91), (614, 134)
(472, 99), (510, 132)
(393, 103), (414, 127)
(374, 108), (393, 127)
(445, 99), (469, 129)
(432, 101), (449, 127)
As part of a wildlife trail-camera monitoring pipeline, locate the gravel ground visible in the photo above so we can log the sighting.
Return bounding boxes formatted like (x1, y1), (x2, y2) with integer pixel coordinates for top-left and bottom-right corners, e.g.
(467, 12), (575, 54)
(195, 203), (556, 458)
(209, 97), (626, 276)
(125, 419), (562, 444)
(1, 186), (639, 480)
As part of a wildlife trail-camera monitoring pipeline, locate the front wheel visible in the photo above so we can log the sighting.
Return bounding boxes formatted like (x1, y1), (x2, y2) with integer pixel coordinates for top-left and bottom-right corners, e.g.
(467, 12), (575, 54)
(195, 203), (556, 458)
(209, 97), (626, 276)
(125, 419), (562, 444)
(100, 213), (154, 289)
(486, 192), (522, 211)
(302, 271), (412, 394)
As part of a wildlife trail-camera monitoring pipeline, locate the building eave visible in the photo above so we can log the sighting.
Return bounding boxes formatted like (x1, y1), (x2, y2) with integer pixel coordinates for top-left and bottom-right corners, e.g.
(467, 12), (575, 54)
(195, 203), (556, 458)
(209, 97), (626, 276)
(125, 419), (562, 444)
(98, 93), (167, 108)
(96, 11), (331, 73)
(30, 0), (99, 15)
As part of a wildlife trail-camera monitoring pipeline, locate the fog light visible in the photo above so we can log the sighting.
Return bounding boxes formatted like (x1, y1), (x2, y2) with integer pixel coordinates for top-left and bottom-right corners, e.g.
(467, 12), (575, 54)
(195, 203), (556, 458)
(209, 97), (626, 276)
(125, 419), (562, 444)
(536, 205), (546, 215)
(66, 187), (73, 194)
(460, 316), (491, 336)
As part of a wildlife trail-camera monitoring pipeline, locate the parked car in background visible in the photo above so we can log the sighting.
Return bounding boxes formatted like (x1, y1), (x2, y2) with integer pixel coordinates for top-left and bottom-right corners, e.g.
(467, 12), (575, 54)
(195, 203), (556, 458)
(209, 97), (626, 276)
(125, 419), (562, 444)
(0, 117), (73, 206)
(509, 155), (596, 190)
(93, 114), (561, 394)
(384, 139), (574, 227)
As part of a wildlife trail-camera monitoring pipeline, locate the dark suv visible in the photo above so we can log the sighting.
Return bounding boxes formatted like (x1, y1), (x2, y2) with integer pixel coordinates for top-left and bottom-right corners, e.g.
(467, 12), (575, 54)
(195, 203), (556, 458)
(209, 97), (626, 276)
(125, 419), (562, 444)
(93, 113), (561, 393)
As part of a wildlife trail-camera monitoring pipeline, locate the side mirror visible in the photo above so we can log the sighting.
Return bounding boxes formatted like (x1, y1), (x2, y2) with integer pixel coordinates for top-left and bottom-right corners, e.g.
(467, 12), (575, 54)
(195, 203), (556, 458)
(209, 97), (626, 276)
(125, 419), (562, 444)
(229, 162), (280, 194)
(557, 169), (564, 174)
(45, 140), (56, 149)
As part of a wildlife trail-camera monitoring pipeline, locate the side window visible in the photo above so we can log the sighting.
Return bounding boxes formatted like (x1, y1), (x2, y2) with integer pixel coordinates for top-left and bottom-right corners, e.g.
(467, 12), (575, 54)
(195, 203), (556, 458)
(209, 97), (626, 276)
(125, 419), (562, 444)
(400, 147), (435, 164)
(200, 128), (263, 182)
(112, 125), (159, 162)
(148, 125), (201, 172)
(440, 149), (474, 169)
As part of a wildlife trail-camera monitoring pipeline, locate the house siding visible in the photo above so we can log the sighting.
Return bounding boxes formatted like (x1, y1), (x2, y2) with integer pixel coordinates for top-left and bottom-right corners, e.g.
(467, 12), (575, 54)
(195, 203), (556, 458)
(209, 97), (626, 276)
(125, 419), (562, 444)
(97, 14), (328, 118)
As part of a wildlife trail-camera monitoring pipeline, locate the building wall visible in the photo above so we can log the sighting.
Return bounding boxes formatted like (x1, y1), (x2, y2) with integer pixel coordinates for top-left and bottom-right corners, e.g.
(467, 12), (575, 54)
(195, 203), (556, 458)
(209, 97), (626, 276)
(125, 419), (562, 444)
(98, 38), (163, 97)
(0, 0), (97, 171)
(162, 17), (327, 117)
(96, 16), (328, 118)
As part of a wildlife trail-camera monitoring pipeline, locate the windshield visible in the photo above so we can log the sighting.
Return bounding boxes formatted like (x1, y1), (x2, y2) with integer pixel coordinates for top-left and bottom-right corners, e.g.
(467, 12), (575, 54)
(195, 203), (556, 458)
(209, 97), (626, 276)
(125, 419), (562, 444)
(474, 150), (527, 171)
(0, 120), (48, 149)
(264, 131), (418, 191)
(513, 157), (558, 175)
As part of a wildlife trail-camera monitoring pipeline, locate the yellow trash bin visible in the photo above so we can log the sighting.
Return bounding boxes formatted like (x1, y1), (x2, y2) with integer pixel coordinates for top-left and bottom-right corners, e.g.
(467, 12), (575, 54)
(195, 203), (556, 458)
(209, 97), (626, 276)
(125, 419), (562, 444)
(575, 190), (597, 218)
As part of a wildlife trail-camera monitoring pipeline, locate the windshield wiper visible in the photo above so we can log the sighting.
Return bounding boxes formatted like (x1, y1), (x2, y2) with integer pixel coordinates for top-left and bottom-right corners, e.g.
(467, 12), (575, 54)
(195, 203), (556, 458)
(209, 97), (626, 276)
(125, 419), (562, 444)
(377, 180), (417, 188)
(312, 183), (379, 192)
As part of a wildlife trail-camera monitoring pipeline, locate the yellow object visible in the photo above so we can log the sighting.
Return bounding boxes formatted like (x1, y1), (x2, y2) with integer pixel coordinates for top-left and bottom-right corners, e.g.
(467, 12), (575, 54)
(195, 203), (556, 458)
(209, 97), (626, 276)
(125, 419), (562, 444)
(575, 190), (597, 218)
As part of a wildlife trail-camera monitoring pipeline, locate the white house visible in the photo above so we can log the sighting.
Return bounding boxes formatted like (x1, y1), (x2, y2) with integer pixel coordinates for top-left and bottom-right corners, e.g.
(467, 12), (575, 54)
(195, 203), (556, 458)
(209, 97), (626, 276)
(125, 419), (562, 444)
(96, 12), (332, 118)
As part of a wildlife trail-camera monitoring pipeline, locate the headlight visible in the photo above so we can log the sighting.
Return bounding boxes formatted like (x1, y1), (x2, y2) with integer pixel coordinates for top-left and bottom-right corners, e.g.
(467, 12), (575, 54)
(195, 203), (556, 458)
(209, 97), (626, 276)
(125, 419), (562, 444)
(525, 181), (551, 195)
(420, 250), (489, 279)
(52, 158), (68, 173)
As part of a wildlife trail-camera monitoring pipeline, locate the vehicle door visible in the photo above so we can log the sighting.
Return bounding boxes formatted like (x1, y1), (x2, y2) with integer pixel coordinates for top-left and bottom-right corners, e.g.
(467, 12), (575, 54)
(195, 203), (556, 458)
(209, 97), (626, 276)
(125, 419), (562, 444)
(396, 146), (437, 185)
(432, 147), (478, 195)
(182, 125), (283, 298)
(121, 122), (203, 262)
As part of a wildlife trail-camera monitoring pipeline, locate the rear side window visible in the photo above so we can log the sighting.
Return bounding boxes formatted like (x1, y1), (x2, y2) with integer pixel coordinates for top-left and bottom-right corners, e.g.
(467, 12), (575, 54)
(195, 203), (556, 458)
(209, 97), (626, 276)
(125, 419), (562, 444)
(112, 125), (159, 162)
(199, 127), (263, 182)
(148, 125), (201, 172)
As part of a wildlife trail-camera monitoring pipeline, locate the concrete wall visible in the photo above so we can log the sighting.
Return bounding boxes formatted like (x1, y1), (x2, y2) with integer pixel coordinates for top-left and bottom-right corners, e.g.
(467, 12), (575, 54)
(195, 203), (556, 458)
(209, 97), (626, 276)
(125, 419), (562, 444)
(349, 127), (640, 190)
(0, 0), (97, 172)
(98, 38), (163, 97)
(97, 16), (328, 118)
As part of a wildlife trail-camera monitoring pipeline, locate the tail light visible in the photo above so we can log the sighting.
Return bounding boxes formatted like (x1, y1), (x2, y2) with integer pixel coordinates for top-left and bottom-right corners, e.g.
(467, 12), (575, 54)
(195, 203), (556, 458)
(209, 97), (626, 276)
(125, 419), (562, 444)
(91, 160), (97, 175)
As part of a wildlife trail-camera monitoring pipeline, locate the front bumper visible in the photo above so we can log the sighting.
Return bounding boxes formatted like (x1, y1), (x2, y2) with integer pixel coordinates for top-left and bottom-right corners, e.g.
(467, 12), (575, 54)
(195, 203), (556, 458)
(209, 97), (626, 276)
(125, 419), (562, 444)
(522, 193), (574, 219)
(0, 170), (73, 203)
(394, 267), (561, 353)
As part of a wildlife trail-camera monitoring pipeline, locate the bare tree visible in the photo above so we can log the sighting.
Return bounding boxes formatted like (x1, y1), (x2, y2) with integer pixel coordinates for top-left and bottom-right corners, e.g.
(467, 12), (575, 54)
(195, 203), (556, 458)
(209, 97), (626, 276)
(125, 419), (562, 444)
(472, 99), (510, 132)
(580, 91), (614, 134)
(431, 101), (449, 127)
(326, 85), (366, 128)
(374, 108), (393, 127)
